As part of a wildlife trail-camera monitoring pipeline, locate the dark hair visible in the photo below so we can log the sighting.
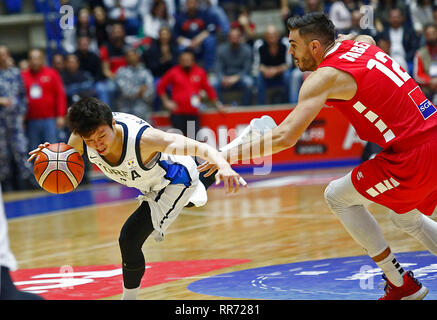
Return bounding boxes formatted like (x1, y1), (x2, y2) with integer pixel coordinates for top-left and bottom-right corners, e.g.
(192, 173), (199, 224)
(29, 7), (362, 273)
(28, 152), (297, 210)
(67, 97), (113, 137)
(287, 12), (335, 46)
(151, 0), (169, 20)
(180, 48), (195, 55)
(423, 23), (437, 33)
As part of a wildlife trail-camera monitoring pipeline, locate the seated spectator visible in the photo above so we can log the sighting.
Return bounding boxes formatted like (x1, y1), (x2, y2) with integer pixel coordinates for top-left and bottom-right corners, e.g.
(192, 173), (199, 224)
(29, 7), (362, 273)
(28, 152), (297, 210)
(344, 9), (378, 38)
(99, 23), (129, 106)
(211, 27), (253, 106)
(75, 36), (105, 83)
(374, 0), (408, 32)
(141, 0), (175, 40)
(93, 6), (110, 47)
(51, 53), (65, 74)
(115, 48), (155, 120)
(140, 0), (176, 16)
(61, 54), (95, 106)
(103, 0), (142, 35)
(281, 0), (325, 18)
(18, 59), (29, 71)
(100, 23), (129, 76)
(157, 50), (223, 139)
(180, 0), (230, 36)
(173, 0), (219, 72)
(219, 0), (250, 22)
(413, 23), (437, 104)
(142, 26), (179, 111)
(21, 49), (67, 149)
(253, 24), (292, 105)
(329, 0), (358, 34)
(75, 36), (107, 104)
(60, 4), (98, 54)
(142, 26), (179, 79)
(76, 8), (99, 54)
(409, 0), (434, 35)
(378, 7), (421, 73)
(230, 6), (256, 45)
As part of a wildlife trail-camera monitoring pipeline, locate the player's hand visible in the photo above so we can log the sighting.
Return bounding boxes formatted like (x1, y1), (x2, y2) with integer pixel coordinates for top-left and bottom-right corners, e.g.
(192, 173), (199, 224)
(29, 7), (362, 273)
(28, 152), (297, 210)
(27, 142), (50, 162)
(214, 166), (247, 194)
(198, 160), (218, 177)
(335, 33), (356, 43)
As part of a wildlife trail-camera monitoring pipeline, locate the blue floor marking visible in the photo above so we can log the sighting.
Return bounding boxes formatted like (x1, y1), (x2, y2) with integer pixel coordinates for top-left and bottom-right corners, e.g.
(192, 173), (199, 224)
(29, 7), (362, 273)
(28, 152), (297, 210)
(187, 251), (437, 300)
(5, 184), (141, 219)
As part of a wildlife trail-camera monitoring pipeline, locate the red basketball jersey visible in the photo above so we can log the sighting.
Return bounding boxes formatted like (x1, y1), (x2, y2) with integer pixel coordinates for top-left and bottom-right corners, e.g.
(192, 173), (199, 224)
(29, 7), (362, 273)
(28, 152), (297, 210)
(317, 40), (437, 149)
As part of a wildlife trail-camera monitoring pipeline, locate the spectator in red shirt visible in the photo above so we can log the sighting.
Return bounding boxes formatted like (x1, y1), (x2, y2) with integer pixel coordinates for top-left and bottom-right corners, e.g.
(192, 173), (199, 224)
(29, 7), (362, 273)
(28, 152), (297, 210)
(21, 49), (67, 149)
(413, 23), (437, 104)
(157, 50), (223, 139)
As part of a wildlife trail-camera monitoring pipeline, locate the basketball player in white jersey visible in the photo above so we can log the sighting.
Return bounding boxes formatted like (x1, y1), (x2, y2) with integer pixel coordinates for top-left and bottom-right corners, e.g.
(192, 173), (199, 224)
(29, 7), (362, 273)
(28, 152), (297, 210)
(0, 184), (43, 299)
(28, 97), (244, 300)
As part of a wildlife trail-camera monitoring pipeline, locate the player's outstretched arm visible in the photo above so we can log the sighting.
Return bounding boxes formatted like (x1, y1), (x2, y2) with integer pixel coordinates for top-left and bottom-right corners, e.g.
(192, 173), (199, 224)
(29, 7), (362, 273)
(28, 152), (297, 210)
(222, 68), (339, 166)
(139, 128), (245, 193)
(199, 66), (358, 179)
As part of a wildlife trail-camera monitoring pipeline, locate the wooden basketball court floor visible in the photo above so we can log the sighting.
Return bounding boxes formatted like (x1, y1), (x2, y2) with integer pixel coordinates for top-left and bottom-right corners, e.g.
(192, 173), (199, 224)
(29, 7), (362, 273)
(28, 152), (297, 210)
(3, 167), (433, 300)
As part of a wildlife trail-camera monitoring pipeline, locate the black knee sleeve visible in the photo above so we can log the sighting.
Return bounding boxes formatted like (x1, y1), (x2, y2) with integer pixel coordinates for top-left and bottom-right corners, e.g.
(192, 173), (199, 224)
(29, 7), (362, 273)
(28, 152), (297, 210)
(199, 170), (217, 190)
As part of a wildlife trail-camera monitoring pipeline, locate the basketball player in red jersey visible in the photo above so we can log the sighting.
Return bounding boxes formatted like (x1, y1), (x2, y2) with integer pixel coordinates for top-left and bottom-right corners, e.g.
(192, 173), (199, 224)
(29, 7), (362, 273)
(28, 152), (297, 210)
(200, 12), (437, 299)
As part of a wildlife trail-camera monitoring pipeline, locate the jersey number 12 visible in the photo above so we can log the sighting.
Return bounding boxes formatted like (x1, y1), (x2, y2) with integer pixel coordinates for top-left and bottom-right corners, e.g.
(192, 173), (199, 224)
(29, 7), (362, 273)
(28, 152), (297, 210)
(366, 51), (411, 87)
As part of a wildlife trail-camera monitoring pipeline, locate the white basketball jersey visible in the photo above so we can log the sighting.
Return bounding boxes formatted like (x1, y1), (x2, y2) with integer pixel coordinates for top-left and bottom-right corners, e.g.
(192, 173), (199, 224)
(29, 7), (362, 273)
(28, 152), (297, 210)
(86, 112), (201, 195)
(0, 184), (17, 271)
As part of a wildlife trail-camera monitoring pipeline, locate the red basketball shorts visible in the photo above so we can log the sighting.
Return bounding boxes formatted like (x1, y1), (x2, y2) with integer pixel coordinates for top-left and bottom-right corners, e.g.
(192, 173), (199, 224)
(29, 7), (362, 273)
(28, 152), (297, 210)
(351, 131), (437, 216)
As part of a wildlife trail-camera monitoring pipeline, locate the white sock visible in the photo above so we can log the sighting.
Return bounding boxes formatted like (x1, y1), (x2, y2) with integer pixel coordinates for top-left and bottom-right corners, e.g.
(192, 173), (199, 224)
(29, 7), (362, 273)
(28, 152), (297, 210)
(375, 252), (405, 287)
(121, 286), (140, 300)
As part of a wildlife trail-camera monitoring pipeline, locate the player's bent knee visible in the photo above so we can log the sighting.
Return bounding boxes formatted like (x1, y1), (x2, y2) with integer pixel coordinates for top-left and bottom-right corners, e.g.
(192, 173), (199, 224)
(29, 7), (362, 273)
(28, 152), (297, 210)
(118, 232), (130, 252)
(118, 231), (140, 256)
(389, 210), (422, 232)
(324, 181), (343, 213)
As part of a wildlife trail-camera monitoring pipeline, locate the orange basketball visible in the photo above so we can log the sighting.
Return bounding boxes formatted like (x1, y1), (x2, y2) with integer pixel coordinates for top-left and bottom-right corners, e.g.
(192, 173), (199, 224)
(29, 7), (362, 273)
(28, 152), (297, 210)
(33, 143), (84, 194)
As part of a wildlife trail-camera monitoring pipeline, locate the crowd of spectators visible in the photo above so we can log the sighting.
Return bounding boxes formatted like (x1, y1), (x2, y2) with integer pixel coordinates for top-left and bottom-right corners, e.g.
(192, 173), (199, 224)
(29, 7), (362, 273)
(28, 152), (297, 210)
(2, 0), (437, 191)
